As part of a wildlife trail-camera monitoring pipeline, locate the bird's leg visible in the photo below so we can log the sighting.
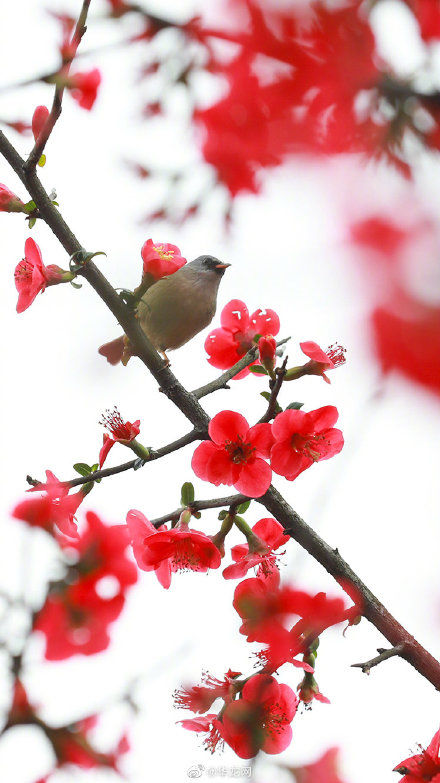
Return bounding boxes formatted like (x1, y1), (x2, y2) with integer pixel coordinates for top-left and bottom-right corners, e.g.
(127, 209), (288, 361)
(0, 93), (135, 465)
(159, 350), (171, 366)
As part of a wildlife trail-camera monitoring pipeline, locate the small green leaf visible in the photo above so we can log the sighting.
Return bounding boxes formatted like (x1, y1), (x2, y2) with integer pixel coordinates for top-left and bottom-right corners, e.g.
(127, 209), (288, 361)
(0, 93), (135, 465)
(51, 201), (59, 207)
(260, 391), (271, 402)
(253, 333), (262, 343)
(249, 365), (267, 375)
(236, 500), (251, 514)
(286, 402), (304, 410)
(181, 482), (195, 506)
(70, 280), (82, 289)
(73, 462), (92, 477)
(28, 217), (36, 229)
(133, 458), (147, 470)
(218, 509), (229, 521)
(38, 154), (46, 167)
(23, 200), (36, 214)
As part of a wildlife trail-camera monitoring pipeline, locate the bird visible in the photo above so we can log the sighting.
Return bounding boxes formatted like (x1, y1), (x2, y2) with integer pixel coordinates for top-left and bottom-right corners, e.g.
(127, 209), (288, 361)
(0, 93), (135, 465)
(99, 255), (230, 365)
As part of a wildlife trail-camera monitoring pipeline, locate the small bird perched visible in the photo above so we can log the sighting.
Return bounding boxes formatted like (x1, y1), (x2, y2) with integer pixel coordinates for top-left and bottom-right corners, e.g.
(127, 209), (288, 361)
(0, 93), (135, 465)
(99, 255), (230, 365)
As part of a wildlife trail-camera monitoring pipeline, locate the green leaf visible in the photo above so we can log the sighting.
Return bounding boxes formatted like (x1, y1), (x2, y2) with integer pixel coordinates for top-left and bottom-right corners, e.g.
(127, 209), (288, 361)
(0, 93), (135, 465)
(218, 509), (229, 521)
(73, 462), (92, 477)
(70, 280), (82, 289)
(181, 482), (195, 506)
(38, 154), (46, 168)
(253, 333), (262, 343)
(260, 391), (271, 402)
(23, 200), (36, 214)
(236, 500), (251, 514)
(28, 217), (36, 229)
(249, 365), (267, 375)
(286, 402), (304, 410)
(260, 391), (282, 414)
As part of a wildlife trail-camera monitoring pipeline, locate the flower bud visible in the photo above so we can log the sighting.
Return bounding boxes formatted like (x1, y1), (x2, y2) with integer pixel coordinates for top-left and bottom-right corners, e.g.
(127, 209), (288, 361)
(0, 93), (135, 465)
(32, 105), (49, 143)
(258, 335), (277, 375)
(0, 184), (26, 213)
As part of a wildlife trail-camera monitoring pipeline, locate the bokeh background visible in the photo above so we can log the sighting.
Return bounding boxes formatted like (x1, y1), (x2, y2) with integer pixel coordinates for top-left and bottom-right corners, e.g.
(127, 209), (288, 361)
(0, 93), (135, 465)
(0, 0), (439, 781)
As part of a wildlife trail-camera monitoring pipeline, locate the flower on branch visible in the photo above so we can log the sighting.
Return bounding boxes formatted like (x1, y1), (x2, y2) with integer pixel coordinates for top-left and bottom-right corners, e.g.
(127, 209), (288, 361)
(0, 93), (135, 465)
(141, 238), (187, 279)
(394, 726), (440, 781)
(258, 334), (277, 375)
(32, 105), (49, 143)
(205, 299), (280, 378)
(220, 673), (298, 759)
(126, 509), (221, 589)
(270, 406), (344, 481)
(14, 238), (72, 313)
(191, 410), (273, 497)
(174, 669), (241, 713)
(99, 407), (141, 467)
(223, 517), (289, 580)
(34, 511), (137, 659)
(13, 470), (84, 538)
(298, 341), (347, 384)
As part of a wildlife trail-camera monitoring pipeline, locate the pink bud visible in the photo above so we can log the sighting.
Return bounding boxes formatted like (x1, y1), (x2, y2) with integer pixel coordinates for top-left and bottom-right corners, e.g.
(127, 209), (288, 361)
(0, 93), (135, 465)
(32, 105), (50, 143)
(258, 335), (277, 373)
(0, 184), (25, 213)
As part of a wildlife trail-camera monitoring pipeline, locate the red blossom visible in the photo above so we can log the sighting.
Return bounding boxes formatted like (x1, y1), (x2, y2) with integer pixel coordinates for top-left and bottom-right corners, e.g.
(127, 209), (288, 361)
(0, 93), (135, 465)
(180, 713), (226, 753)
(174, 669), (241, 713)
(192, 410), (273, 497)
(220, 673), (298, 758)
(13, 470), (83, 539)
(286, 747), (348, 783)
(270, 406), (344, 481)
(126, 509), (221, 588)
(48, 715), (129, 773)
(32, 105), (49, 143)
(141, 238), (187, 279)
(372, 294), (440, 398)
(99, 407), (141, 467)
(409, 0), (440, 42)
(223, 517), (289, 580)
(394, 727), (440, 781)
(14, 238), (67, 313)
(299, 341), (347, 383)
(0, 183), (25, 213)
(69, 69), (102, 110)
(34, 511), (137, 659)
(205, 299), (280, 378)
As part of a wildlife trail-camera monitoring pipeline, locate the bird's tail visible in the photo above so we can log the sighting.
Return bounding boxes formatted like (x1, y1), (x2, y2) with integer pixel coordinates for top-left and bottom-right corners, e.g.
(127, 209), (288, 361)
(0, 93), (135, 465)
(98, 336), (125, 365)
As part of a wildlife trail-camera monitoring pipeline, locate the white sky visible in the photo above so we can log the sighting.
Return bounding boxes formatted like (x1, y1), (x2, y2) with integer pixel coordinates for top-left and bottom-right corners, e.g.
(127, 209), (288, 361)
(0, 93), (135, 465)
(0, 1), (440, 782)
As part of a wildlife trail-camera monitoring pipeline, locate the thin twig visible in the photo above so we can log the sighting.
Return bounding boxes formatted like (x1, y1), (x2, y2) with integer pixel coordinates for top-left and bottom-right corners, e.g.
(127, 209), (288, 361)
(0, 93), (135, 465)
(58, 429), (202, 489)
(258, 355), (288, 424)
(150, 493), (249, 527)
(25, 0), (92, 171)
(351, 645), (404, 675)
(192, 337), (290, 400)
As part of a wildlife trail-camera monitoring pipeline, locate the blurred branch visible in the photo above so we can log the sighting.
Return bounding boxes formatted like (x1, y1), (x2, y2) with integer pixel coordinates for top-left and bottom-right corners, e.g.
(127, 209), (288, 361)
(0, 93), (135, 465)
(351, 645), (404, 675)
(25, 0), (93, 171)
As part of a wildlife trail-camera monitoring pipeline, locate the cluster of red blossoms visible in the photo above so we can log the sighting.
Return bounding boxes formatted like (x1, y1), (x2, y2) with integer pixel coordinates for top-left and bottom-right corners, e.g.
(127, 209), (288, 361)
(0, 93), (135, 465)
(186, 0), (438, 193)
(192, 406), (343, 497)
(175, 577), (357, 758)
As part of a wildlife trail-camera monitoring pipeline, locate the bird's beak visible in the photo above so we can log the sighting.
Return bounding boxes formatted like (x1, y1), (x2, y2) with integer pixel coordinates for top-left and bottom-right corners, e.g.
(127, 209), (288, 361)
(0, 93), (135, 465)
(215, 263), (231, 269)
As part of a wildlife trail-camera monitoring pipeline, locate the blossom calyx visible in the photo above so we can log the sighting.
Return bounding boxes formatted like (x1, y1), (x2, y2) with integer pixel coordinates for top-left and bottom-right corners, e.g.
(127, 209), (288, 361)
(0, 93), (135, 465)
(0, 184), (26, 213)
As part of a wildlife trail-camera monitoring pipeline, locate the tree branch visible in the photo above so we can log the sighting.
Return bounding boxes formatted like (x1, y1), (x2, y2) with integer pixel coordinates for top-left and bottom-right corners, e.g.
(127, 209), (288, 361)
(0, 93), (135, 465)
(2, 131), (440, 692)
(150, 493), (249, 527)
(59, 429), (202, 489)
(351, 645), (404, 675)
(25, 0), (92, 171)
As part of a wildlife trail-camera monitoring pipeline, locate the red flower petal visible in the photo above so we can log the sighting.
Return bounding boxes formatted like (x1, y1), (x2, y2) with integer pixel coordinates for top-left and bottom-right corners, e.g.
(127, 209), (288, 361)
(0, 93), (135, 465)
(250, 308), (280, 337)
(220, 299), (250, 333)
(234, 457), (271, 497)
(247, 422), (274, 457)
(208, 410), (250, 445)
